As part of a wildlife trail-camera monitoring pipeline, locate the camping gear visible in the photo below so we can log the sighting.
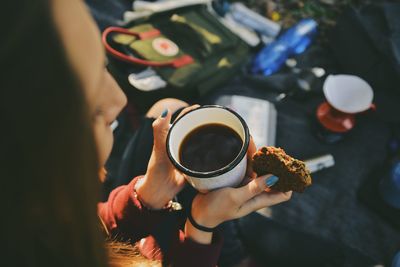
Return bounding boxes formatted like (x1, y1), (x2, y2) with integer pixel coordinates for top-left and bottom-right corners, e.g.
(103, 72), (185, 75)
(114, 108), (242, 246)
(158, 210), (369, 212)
(229, 2), (281, 41)
(251, 19), (317, 76)
(102, 4), (250, 104)
(316, 74), (375, 134)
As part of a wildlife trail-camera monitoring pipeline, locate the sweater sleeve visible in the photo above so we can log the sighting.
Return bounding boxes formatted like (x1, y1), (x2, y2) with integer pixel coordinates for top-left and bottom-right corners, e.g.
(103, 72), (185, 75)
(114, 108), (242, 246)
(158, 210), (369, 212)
(98, 177), (224, 266)
(98, 176), (171, 242)
(166, 230), (224, 267)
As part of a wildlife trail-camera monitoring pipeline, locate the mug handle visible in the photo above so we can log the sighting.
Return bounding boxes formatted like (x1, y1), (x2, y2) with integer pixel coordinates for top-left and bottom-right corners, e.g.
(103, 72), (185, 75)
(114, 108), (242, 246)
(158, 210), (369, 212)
(359, 103), (376, 115)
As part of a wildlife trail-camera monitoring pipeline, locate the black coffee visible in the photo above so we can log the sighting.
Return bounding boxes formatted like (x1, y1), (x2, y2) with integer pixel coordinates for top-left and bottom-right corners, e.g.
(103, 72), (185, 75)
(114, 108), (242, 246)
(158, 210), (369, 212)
(179, 123), (243, 172)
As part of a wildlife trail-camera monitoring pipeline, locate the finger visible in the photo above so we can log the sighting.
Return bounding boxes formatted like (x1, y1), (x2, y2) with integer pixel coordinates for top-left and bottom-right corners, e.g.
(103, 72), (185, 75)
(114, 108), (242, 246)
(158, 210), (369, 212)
(152, 108), (172, 153)
(245, 136), (257, 179)
(233, 174), (279, 203)
(239, 176), (252, 187)
(174, 104), (201, 121)
(237, 191), (292, 217)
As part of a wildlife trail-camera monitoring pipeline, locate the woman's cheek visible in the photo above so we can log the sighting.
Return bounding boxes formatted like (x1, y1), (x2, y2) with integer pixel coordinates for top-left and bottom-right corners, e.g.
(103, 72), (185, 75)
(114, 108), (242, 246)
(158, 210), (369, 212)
(93, 120), (114, 166)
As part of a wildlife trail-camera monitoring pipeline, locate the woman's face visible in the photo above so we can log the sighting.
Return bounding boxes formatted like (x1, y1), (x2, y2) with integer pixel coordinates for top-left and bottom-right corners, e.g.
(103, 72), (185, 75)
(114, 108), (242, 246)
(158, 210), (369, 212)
(52, 0), (127, 166)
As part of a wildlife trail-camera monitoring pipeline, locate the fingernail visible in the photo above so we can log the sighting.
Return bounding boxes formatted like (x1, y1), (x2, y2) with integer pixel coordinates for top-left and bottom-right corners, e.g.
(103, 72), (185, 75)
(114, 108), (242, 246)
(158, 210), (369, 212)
(161, 109), (168, 118)
(265, 175), (279, 187)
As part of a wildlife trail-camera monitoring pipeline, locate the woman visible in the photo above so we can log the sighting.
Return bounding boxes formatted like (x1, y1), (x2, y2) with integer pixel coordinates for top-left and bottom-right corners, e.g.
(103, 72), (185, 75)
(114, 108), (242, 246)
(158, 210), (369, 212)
(1, 0), (291, 266)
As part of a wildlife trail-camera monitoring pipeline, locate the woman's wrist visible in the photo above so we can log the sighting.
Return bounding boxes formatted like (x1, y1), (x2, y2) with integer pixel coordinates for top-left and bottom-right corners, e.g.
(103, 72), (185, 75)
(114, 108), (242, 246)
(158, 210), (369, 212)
(191, 203), (220, 230)
(188, 211), (217, 232)
(134, 176), (172, 209)
(184, 219), (213, 245)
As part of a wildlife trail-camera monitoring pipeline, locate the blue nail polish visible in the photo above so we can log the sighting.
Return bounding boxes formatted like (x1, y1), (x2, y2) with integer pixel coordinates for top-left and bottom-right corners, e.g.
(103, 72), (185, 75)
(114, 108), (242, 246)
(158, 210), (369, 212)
(161, 109), (168, 118)
(266, 175), (279, 187)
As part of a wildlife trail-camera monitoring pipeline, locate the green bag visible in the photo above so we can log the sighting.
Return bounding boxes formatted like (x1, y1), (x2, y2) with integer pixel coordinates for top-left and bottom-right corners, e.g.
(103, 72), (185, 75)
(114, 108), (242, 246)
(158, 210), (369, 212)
(103, 5), (250, 96)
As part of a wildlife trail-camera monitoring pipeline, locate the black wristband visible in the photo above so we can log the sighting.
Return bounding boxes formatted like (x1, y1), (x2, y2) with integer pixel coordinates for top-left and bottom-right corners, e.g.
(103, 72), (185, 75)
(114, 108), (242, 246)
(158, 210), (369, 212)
(188, 212), (216, 233)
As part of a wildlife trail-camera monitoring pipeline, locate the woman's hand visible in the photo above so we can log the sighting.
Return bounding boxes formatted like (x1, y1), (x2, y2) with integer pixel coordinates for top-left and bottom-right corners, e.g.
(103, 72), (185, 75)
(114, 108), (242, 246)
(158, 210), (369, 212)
(190, 175), (292, 229)
(185, 175), (291, 244)
(135, 105), (199, 209)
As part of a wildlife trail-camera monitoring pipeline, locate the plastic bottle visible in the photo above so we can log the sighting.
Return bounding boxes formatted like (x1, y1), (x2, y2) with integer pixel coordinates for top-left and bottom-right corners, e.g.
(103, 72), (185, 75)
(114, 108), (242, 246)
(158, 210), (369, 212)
(379, 158), (400, 209)
(392, 251), (400, 267)
(379, 135), (400, 209)
(251, 19), (318, 76)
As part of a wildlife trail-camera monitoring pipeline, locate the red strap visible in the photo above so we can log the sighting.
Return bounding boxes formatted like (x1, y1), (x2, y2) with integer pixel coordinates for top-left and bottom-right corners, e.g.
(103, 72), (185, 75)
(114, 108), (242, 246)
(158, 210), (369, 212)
(102, 27), (194, 68)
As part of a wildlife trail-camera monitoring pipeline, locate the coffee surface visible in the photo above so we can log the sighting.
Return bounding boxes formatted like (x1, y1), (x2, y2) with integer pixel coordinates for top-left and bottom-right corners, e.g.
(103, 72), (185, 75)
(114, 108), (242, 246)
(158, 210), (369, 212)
(179, 123), (243, 172)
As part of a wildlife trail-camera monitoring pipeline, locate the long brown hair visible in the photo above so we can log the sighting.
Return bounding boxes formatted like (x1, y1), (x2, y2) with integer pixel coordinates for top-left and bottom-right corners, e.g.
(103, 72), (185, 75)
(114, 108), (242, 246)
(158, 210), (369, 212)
(1, 0), (106, 265)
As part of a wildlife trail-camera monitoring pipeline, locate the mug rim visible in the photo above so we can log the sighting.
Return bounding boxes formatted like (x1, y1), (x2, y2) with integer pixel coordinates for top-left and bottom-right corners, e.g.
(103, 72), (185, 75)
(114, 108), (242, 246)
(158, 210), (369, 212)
(166, 105), (250, 178)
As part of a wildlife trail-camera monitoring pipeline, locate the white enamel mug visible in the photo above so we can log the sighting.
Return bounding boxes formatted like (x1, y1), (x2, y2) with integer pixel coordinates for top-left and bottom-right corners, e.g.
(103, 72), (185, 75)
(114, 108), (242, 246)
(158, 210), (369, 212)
(166, 105), (250, 193)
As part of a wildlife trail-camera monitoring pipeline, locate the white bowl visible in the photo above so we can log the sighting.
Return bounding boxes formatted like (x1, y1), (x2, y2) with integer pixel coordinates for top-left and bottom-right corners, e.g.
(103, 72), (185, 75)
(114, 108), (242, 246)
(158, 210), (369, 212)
(323, 74), (374, 114)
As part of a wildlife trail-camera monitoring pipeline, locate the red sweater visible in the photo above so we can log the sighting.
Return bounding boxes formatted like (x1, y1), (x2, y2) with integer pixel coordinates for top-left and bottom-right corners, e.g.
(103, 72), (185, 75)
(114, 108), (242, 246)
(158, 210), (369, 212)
(98, 177), (223, 267)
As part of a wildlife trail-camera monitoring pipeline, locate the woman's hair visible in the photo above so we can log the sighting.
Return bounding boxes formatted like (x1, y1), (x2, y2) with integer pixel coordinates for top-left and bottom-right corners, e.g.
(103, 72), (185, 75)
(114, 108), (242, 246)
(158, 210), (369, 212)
(106, 240), (160, 267)
(0, 1), (162, 266)
(0, 0), (107, 265)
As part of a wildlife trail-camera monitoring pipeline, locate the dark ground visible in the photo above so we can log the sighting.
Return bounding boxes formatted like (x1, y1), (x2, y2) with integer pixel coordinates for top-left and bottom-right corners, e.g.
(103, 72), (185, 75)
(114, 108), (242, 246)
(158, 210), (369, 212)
(204, 72), (400, 266)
